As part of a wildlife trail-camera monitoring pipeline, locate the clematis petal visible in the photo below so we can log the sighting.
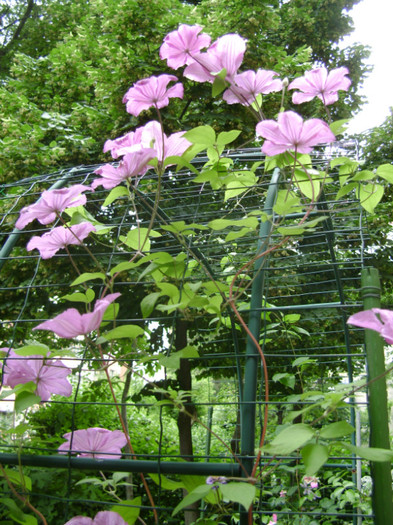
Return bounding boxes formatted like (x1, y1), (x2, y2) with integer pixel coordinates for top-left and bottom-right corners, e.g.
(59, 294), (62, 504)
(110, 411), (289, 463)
(160, 24), (211, 69)
(348, 308), (393, 344)
(123, 75), (183, 116)
(289, 66), (351, 106)
(33, 293), (121, 338)
(256, 111), (335, 156)
(15, 185), (92, 230)
(26, 223), (95, 259)
(2, 350), (72, 402)
(58, 428), (127, 459)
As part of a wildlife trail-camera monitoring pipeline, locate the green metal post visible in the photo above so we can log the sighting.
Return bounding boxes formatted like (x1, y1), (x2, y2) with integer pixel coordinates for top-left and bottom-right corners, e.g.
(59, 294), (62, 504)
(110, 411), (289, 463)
(361, 267), (393, 524)
(240, 169), (280, 525)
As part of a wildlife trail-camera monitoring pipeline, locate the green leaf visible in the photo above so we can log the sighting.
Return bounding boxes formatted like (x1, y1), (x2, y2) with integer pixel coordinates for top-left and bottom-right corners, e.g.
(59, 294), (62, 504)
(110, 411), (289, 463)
(352, 170), (376, 181)
(140, 292), (161, 318)
(329, 119), (349, 135)
(120, 228), (161, 252)
(111, 497), (141, 525)
(319, 421), (355, 439)
(224, 173), (257, 201)
(172, 484), (213, 516)
(292, 357), (316, 367)
(13, 344), (49, 357)
(2, 469), (32, 491)
(184, 126), (216, 146)
(220, 482), (256, 510)
(149, 473), (184, 490)
(272, 373), (295, 390)
(357, 183), (384, 213)
(273, 190), (301, 215)
(335, 182), (357, 200)
(225, 227), (253, 241)
(158, 346), (199, 369)
(293, 169), (321, 200)
(103, 186), (129, 207)
(212, 74), (228, 97)
(301, 443), (329, 475)
(377, 163), (393, 183)
(161, 221), (208, 235)
(216, 130), (241, 146)
(102, 324), (145, 341)
(263, 424), (315, 455)
(62, 289), (95, 303)
(343, 443), (393, 462)
(15, 391), (41, 412)
(71, 272), (106, 286)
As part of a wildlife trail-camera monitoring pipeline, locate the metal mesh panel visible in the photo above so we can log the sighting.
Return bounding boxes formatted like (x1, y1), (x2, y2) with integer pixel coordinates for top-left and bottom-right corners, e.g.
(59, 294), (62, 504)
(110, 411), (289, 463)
(0, 146), (374, 523)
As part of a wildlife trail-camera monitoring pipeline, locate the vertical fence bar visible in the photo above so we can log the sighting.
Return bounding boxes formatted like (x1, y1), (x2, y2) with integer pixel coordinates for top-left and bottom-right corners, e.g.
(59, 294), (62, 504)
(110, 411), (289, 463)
(240, 169), (280, 524)
(361, 266), (393, 525)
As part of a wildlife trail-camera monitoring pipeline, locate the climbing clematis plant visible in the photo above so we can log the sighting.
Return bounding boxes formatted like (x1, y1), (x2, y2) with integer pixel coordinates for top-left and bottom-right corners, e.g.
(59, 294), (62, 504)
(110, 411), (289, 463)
(4, 20), (391, 525)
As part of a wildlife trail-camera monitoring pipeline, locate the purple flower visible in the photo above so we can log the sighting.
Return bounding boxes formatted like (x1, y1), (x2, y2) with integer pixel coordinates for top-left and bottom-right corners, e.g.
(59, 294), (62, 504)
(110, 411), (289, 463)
(15, 185), (92, 230)
(26, 222), (96, 259)
(206, 476), (228, 486)
(184, 33), (246, 83)
(92, 149), (156, 190)
(160, 24), (211, 69)
(123, 74), (184, 116)
(33, 293), (121, 339)
(58, 428), (127, 459)
(2, 349), (72, 402)
(256, 111), (336, 156)
(223, 69), (283, 106)
(64, 511), (127, 525)
(301, 476), (320, 498)
(288, 67), (351, 106)
(347, 308), (393, 344)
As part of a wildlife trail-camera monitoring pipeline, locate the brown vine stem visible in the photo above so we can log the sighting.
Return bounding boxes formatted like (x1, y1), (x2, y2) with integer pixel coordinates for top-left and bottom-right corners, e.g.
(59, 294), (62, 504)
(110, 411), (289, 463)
(97, 347), (159, 524)
(0, 462), (48, 525)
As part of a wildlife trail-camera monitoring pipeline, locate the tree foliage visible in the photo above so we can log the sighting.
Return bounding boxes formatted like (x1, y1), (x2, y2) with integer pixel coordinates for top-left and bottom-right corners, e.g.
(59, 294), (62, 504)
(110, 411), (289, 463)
(0, 0), (370, 183)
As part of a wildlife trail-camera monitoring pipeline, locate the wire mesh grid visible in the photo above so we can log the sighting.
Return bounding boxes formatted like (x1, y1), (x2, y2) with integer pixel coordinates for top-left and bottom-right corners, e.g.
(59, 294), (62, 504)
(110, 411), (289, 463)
(0, 146), (375, 524)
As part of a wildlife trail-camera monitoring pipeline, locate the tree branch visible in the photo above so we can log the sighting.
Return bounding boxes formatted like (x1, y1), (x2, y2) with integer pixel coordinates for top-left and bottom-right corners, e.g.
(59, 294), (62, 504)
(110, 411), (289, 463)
(0, 0), (35, 57)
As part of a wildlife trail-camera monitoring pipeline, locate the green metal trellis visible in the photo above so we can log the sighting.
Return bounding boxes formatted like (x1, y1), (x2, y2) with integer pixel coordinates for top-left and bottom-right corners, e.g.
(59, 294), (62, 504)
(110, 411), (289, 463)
(0, 147), (391, 524)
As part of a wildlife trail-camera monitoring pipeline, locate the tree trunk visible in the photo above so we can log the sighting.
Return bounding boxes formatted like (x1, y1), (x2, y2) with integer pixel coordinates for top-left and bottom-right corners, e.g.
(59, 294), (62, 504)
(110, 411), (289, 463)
(175, 318), (199, 524)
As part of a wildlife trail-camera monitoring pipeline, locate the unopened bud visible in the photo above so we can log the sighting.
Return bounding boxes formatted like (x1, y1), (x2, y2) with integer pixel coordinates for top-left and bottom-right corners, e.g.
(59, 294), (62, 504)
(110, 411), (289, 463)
(282, 77), (289, 88)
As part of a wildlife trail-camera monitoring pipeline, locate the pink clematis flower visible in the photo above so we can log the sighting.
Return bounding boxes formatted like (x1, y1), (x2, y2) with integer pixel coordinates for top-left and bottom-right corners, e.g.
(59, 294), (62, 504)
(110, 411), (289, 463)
(33, 293), (121, 339)
(184, 33), (247, 83)
(123, 74), (183, 117)
(15, 185), (92, 230)
(64, 511), (127, 525)
(160, 24), (211, 69)
(289, 67), (351, 106)
(103, 127), (145, 159)
(103, 122), (191, 168)
(256, 111), (336, 156)
(26, 222), (96, 259)
(139, 121), (191, 165)
(347, 308), (393, 345)
(223, 69), (283, 106)
(92, 149), (156, 190)
(2, 349), (72, 402)
(58, 427), (127, 459)
(267, 514), (278, 525)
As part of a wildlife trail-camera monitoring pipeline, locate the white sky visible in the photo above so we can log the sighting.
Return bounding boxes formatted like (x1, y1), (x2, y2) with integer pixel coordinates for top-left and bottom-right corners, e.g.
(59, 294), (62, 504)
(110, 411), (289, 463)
(342, 0), (393, 134)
